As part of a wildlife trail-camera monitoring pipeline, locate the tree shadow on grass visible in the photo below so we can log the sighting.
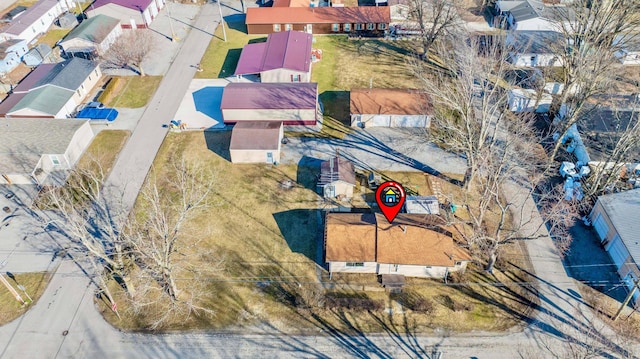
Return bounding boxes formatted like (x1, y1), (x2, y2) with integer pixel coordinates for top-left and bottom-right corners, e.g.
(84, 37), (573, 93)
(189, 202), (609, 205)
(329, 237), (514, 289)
(319, 91), (350, 126)
(203, 130), (231, 162)
(273, 209), (322, 264)
(296, 156), (322, 190)
(218, 48), (242, 78)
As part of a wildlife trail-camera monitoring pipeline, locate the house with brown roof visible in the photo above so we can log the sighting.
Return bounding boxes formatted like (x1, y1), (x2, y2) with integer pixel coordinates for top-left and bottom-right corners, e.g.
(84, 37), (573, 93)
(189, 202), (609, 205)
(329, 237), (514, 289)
(350, 88), (431, 128)
(229, 121), (284, 164)
(317, 157), (356, 200)
(245, 6), (390, 35)
(220, 82), (320, 126)
(325, 213), (471, 278)
(234, 30), (313, 83)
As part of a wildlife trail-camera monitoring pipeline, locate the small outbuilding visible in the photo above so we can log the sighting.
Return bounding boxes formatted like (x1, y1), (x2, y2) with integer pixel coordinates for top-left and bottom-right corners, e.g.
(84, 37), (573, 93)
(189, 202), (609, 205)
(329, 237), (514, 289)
(22, 43), (53, 66)
(56, 12), (78, 28)
(229, 121), (284, 164)
(317, 157), (356, 200)
(350, 88), (431, 128)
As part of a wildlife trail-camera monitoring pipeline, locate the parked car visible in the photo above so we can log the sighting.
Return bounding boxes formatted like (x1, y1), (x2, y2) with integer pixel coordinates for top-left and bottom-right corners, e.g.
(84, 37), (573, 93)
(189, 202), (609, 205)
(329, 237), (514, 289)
(85, 101), (105, 109)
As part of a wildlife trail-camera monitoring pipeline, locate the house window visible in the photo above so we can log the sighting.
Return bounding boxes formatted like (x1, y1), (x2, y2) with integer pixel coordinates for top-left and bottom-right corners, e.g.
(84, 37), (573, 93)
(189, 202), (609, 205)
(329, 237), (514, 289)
(392, 264), (399, 272)
(41, 19), (44, 25)
(284, 24), (292, 31)
(94, 69), (98, 76)
(344, 23), (351, 32)
(332, 23), (339, 32)
(355, 23), (363, 31)
(367, 23), (375, 30)
(291, 74), (301, 82)
(50, 155), (60, 166)
(273, 24), (281, 32)
(346, 262), (364, 267)
(76, 89), (81, 96)
(378, 23), (386, 30)
(32, 27), (36, 33)
(454, 261), (463, 266)
(88, 75), (92, 81)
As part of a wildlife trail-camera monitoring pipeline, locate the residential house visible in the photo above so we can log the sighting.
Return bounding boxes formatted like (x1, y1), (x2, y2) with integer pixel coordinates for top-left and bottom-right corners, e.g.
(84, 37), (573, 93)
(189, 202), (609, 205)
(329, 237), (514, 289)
(317, 157), (356, 200)
(350, 88), (431, 128)
(0, 0), (74, 44)
(0, 39), (28, 74)
(506, 31), (564, 67)
(325, 213), (471, 278)
(2, 6), (28, 22)
(590, 189), (640, 304)
(229, 121), (284, 164)
(494, 0), (560, 31)
(59, 15), (122, 59)
(614, 36), (640, 65)
(245, 6), (390, 35)
(234, 30), (313, 83)
(220, 82), (321, 126)
(0, 58), (101, 118)
(504, 69), (559, 113)
(0, 118), (94, 185)
(386, 0), (411, 22)
(22, 43), (54, 66)
(86, 0), (165, 29)
(405, 196), (439, 215)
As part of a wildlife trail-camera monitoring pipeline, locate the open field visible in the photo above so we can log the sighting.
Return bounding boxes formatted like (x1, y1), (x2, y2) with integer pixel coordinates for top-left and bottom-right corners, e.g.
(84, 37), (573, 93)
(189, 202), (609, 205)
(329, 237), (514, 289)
(98, 76), (162, 108)
(98, 131), (537, 333)
(0, 272), (51, 325)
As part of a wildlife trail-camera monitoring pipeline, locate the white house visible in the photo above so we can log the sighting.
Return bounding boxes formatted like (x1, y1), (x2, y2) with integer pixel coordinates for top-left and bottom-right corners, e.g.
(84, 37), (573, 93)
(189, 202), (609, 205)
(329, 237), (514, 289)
(0, 118), (94, 186)
(590, 189), (640, 304)
(0, 0), (75, 44)
(495, 0), (560, 31)
(229, 121), (283, 164)
(508, 88), (553, 112)
(59, 14), (122, 58)
(507, 31), (565, 67)
(86, 0), (165, 29)
(0, 39), (28, 75)
(350, 88), (431, 128)
(325, 213), (471, 279)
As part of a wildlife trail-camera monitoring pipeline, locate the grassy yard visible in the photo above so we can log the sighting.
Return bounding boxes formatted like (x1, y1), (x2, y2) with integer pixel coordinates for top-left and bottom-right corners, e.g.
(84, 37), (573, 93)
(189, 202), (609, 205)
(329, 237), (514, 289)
(98, 76), (162, 108)
(98, 131), (537, 333)
(196, 19), (264, 79)
(0, 272), (51, 325)
(36, 29), (71, 47)
(76, 130), (130, 176)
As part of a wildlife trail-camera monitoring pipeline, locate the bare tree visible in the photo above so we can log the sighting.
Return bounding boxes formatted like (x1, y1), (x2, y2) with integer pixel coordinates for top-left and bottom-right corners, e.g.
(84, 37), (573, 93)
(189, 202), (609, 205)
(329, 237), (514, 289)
(408, 0), (462, 58)
(103, 29), (156, 76)
(546, 0), (640, 164)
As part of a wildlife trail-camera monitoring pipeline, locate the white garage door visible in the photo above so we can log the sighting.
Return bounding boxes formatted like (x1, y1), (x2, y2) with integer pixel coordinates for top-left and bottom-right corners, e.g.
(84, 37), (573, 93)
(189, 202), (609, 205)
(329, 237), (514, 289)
(593, 214), (609, 241)
(607, 235), (630, 269)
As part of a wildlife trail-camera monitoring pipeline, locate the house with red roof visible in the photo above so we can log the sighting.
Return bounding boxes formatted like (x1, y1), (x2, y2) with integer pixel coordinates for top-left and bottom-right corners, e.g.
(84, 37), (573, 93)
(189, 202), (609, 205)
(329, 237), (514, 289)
(86, 0), (165, 29)
(235, 30), (313, 83)
(245, 6), (390, 35)
(220, 82), (320, 126)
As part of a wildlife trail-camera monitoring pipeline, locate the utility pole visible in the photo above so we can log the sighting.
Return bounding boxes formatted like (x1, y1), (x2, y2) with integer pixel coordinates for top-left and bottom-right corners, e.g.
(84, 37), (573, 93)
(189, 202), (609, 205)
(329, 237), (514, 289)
(217, 0), (226, 42)
(613, 278), (640, 321)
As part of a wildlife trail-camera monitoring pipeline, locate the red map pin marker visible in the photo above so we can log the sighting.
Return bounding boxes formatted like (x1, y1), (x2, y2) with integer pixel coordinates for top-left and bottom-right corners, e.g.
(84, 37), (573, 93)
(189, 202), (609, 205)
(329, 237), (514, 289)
(375, 181), (406, 223)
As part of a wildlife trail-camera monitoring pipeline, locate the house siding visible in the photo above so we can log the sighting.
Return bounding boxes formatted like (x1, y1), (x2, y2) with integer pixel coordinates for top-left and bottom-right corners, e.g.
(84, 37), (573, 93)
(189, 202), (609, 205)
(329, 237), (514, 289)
(590, 202), (616, 244)
(321, 180), (354, 198)
(64, 121), (94, 167)
(0, 1), (70, 44)
(329, 261), (378, 274)
(509, 53), (561, 67)
(248, 22), (385, 35)
(230, 148), (281, 164)
(60, 26), (122, 56)
(261, 68), (311, 83)
(378, 262), (468, 278)
(351, 114), (429, 128)
(222, 108), (316, 125)
(87, 4), (154, 28)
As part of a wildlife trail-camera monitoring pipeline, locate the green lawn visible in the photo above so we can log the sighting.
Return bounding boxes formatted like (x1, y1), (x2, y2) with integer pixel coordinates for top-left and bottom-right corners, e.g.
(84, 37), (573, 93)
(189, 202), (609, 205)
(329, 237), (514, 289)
(0, 272), (51, 325)
(36, 29), (71, 47)
(196, 19), (264, 79)
(99, 76), (162, 108)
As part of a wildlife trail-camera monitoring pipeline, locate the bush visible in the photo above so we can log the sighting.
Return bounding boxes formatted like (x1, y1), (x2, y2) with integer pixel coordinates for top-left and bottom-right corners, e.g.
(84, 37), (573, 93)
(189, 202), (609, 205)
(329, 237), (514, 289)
(452, 300), (475, 312)
(394, 292), (434, 313)
(447, 270), (469, 283)
(295, 283), (324, 309)
(325, 295), (384, 311)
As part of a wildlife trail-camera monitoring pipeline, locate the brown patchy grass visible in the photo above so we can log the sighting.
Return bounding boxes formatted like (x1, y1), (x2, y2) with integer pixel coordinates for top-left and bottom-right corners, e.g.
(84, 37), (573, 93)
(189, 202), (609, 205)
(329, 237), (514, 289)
(0, 272), (51, 325)
(97, 131), (537, 333)
(578, 282), (640, 341)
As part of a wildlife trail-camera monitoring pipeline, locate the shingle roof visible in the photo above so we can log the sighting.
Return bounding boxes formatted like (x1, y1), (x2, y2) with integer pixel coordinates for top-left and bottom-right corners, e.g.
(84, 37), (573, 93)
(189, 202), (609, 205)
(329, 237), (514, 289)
(2, 0), (60, 35)
(246, 6), (390, 25)
(8, 86), (74, 116)
(318, 157), (356, 187)
(0, 118), (89, 173)
(325, 213), (377, 262)
(33, 57), (97, 91)
(229, 121), (282, 150)
(90, 0), (154, 11)
(350, 88), (431, 116)
(508, 31), (565, 54)
(598, 189), (640, 266)
(12, 63), (56, 93)
(221, 82), (317, 110)
(24, 43), (52, 62)
(499, 0), (545, 22)
(578, 108), (640, 163)
(61, 14), (120, 44)
(235, 31), (312, 75)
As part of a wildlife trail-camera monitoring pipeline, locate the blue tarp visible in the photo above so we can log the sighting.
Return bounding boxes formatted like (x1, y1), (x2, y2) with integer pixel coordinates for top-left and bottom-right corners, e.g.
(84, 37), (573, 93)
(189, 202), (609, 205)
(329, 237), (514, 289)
(76, 108), (118, 121)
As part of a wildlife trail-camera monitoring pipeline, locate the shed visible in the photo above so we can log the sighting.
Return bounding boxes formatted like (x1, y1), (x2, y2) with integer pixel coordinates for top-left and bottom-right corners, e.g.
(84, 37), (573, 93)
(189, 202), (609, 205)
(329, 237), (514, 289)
(317, 157), (356, 200)
(350, 88), (431, 128)
(234, 30), (313, 83)
(22, 43), (53, 66)
(0, 38), (28, 74)
(220, 82), (320, 126)
(0, 118), (94, 185)
(56, 12), (78, 28)
(405, 196), (439, 214)
(229, 121), (284, 164)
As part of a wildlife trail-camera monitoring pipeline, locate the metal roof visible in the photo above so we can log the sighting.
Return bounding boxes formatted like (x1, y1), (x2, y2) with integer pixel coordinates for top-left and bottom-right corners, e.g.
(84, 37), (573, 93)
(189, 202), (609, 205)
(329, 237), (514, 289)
(221, 82), (317, 110)
(229, 121), (282, 150)
(317, 157), (356, 187)
(598, 189), (640, 266)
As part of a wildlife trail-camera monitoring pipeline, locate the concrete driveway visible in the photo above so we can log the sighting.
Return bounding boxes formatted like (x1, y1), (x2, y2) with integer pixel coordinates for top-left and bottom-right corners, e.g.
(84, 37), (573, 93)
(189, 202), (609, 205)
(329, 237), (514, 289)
(281, 128), (467, 178)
